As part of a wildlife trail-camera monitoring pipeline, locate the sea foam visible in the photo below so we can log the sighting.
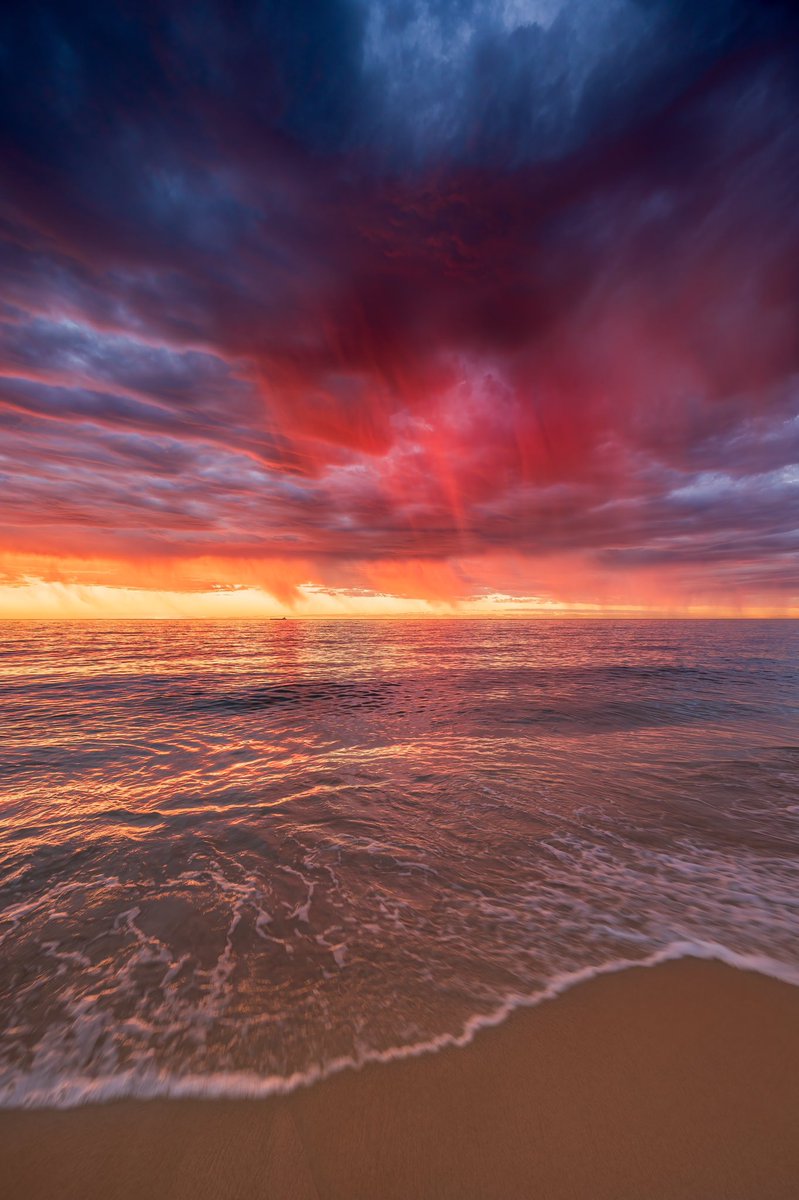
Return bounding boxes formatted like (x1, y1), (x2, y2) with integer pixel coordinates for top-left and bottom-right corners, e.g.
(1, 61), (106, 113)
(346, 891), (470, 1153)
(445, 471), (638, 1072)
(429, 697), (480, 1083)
(2, 941), (797, 1110)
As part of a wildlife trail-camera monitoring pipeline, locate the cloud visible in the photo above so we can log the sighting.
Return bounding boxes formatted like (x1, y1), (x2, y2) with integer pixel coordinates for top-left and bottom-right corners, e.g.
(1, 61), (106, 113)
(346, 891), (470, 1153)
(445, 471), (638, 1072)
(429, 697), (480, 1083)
(0, 0), (797, 612)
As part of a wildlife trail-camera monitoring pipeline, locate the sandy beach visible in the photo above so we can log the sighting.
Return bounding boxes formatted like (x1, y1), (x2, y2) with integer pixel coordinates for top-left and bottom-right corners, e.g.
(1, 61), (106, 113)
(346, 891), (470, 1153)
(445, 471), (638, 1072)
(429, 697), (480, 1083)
(0, 958), (797, 1199)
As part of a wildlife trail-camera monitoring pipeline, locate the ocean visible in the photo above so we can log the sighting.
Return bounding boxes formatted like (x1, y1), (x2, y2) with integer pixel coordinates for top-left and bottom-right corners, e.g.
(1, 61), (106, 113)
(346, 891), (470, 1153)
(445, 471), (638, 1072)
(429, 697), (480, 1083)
(0, 619), (797, 1107)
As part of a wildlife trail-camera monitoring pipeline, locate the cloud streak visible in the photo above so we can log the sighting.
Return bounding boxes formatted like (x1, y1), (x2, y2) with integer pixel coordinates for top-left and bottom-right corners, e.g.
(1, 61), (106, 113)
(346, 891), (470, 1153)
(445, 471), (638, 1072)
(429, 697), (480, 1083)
(0, 0), (798, 614)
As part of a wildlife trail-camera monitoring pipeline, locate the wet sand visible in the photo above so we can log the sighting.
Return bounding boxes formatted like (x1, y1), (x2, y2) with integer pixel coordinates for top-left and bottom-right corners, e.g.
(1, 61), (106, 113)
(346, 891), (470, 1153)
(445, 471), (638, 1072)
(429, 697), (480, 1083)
(1, 958), (797, 1199)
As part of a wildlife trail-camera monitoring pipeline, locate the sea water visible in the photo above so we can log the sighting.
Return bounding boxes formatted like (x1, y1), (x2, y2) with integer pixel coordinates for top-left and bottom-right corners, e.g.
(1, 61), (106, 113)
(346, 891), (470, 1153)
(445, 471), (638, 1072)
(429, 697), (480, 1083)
(0, 619), (797, 1106)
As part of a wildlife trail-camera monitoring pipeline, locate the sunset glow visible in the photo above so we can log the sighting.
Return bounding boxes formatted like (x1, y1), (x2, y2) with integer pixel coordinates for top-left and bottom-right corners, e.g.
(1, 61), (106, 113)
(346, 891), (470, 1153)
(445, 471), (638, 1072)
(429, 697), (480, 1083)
(1, 2), (797, 617)
(1, 7), (799, 1188)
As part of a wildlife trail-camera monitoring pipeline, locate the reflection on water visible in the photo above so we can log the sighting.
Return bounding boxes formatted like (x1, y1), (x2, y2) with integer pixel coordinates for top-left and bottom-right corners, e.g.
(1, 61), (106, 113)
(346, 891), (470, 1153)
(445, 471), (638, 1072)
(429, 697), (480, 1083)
(1, 619), (798, 1105)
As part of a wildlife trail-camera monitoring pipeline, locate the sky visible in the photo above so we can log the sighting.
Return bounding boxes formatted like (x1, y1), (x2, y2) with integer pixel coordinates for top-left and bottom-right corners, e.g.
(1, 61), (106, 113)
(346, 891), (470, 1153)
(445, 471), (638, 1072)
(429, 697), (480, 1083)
(1, 0), (798, 618)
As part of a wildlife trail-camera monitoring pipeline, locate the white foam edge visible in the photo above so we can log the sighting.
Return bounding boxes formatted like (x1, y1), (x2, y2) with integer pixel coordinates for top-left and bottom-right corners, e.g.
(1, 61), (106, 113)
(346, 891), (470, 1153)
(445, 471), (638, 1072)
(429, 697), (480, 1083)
(3, 939), (798, 1109)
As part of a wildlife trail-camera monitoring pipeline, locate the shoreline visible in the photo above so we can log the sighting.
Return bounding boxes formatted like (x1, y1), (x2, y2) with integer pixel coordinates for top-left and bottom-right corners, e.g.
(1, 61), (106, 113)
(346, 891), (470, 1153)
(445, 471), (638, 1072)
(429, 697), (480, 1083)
(3, 941), (797, 1110)
(1, 958), (798, 1198)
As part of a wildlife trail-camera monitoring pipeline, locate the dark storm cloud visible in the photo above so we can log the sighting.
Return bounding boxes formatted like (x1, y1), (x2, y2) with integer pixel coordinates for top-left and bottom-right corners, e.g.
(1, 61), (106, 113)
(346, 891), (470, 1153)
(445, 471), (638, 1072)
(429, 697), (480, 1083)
(0, 0), (798, 603)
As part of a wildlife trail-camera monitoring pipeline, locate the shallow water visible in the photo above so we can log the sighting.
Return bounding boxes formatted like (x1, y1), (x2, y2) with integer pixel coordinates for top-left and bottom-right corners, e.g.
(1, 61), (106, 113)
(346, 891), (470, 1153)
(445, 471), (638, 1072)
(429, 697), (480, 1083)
(1, 619), (797, 1106)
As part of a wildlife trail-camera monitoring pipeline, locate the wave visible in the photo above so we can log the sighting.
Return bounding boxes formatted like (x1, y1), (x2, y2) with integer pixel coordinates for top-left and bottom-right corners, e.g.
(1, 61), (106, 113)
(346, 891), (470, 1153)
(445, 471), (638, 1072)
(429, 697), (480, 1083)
(3, 939), (797, 1111)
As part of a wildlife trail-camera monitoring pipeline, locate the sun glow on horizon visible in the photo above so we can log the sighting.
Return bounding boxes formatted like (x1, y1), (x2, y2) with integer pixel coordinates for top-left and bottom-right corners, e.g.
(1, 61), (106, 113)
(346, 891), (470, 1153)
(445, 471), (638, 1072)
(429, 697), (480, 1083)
(0, 578), (795, 621)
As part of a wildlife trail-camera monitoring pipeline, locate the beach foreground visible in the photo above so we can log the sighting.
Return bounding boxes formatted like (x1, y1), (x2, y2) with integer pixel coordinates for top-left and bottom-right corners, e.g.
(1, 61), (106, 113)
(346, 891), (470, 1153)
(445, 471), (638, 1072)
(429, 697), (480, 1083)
(1, 959), (797, 1200)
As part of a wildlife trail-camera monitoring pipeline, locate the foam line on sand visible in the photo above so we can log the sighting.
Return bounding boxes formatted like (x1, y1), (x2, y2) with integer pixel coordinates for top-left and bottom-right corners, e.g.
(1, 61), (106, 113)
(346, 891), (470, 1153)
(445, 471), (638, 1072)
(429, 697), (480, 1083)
(1, 957), (797, 1199)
